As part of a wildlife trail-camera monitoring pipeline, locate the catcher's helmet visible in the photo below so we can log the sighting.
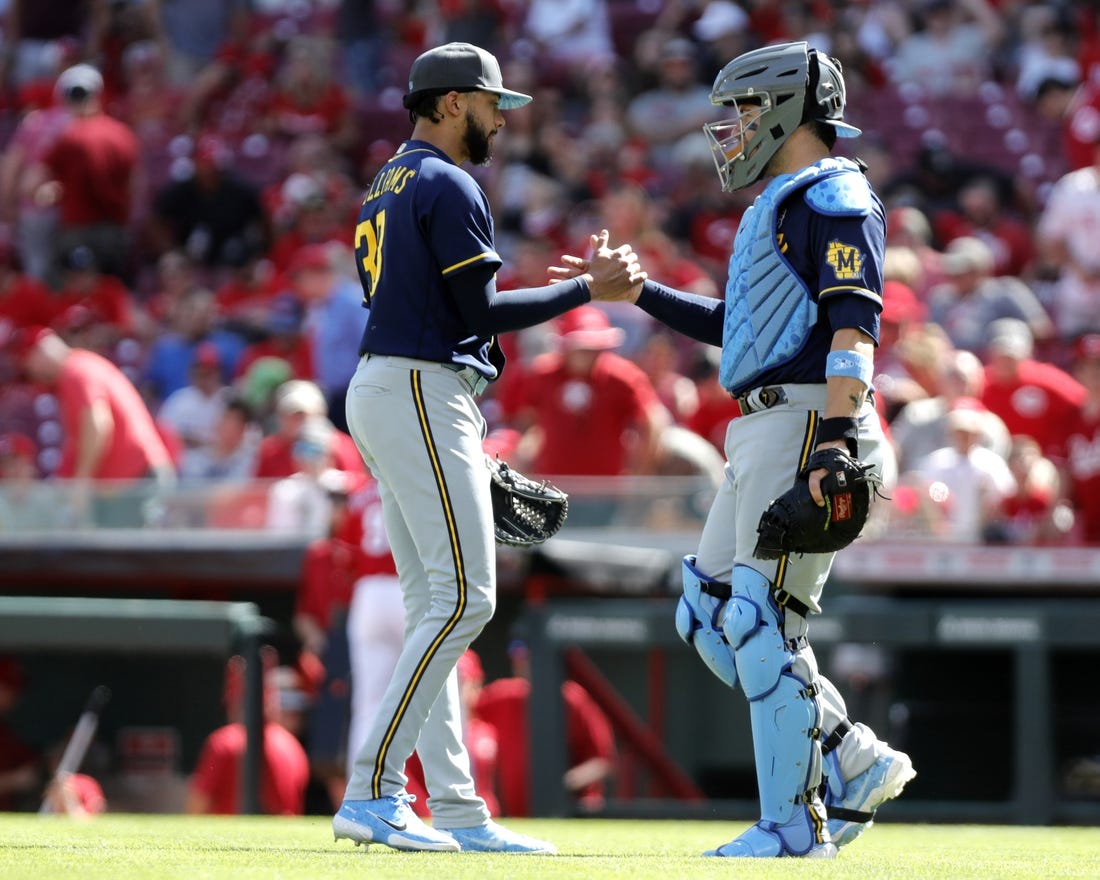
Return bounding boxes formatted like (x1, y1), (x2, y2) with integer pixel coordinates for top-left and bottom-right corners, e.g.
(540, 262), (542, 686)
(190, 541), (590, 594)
(703, 41), (861, 192)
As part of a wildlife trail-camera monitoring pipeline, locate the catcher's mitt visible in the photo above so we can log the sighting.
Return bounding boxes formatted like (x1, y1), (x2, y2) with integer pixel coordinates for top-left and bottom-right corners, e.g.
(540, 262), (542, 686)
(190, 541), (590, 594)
(754, 447), (881, 559)
(487, 456), (568, 547)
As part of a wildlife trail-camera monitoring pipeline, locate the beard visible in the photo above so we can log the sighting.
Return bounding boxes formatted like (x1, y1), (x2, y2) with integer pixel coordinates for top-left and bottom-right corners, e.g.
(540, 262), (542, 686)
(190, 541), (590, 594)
(463, 111), (494, 166)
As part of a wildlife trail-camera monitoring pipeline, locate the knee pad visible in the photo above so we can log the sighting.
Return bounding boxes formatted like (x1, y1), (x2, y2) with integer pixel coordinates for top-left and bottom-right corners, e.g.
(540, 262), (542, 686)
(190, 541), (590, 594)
(721, 565), (792, 701)
(676, 556), (738, 689)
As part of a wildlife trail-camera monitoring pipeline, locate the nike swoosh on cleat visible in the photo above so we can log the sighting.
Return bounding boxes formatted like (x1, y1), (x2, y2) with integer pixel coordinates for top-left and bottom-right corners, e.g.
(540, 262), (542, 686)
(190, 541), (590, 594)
(371, 813), (407, 832)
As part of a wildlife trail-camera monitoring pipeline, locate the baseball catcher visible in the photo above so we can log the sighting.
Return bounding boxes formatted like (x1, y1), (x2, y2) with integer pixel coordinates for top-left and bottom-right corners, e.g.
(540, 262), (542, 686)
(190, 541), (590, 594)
(755, 446), (882, 558)
(486, 456), (569, 547)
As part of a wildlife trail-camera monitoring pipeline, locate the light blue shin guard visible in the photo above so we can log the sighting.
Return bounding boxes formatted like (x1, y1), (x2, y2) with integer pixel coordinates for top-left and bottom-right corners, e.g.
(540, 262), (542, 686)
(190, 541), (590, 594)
(707, 565), (832, 857)
(675, 555), (737, 688)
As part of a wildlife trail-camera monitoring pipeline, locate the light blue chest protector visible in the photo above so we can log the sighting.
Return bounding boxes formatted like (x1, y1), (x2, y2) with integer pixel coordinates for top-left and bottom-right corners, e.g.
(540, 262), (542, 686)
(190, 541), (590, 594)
(718, 157), (873, 392)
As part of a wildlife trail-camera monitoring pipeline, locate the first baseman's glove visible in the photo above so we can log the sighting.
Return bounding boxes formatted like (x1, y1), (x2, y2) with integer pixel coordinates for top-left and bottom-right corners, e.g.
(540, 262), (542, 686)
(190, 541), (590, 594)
(754, 447), (881, 559)
(487, 456), (569, 547)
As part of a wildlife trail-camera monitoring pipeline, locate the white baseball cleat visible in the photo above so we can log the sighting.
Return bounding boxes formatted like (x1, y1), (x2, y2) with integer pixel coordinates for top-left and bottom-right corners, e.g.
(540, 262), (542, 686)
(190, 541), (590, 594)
(825, 745), (916, 847)
(333, 793), (460, 852)
(438, 820), (557, 854)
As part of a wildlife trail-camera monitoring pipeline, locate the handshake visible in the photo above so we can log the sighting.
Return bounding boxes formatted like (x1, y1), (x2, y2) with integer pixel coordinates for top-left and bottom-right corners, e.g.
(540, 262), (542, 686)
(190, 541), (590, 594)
(546, 228), (647, 303)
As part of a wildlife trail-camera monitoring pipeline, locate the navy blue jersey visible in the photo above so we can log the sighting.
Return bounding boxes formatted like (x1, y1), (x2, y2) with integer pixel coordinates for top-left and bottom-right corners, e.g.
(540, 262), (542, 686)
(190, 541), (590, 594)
(354, 140), (503, 374)
(755, 186), (885, 387)
(637, 184), (884, 388)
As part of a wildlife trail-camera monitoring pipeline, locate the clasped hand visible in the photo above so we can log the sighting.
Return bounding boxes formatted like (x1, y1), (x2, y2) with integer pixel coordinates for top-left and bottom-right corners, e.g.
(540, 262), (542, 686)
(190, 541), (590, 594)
(546, 228), (646, 302)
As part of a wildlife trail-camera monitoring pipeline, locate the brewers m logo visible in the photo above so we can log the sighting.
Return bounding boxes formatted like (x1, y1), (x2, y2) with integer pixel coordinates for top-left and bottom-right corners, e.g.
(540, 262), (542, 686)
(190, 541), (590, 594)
(826, 240), (863, 280)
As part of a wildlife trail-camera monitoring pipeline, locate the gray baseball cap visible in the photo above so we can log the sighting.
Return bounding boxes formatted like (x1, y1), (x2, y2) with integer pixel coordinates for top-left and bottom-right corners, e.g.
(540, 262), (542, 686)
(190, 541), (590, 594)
(403, 42), (532, 110)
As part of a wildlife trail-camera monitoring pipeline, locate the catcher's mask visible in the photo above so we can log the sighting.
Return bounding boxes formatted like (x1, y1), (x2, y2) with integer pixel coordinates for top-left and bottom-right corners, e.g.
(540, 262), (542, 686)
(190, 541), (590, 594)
(703, 41), (861, 192)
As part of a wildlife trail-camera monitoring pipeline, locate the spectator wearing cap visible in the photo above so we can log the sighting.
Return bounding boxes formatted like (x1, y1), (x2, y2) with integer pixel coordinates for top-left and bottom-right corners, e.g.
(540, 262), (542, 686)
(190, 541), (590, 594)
(926, 235), (1054, 355)
(979, 317), (1087, 460)
(253, 379), (364, 479)
(186, 650), (310, 816)
(285, 243), (367, 433)
(149, 133), (268, 270)
(509, 305), (670, 478)
(40, 63), (139, 285)
(156, 341), (231, 449)
(911, 396), (1017, 543)
(11, 325), (176, 526)
(1060, 334), (1100, 544)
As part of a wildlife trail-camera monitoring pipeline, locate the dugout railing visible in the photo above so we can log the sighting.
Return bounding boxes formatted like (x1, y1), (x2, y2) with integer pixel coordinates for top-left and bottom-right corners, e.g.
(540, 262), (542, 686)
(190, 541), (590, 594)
(0, 596), (274, 814)
(517, 582), (1100, 825)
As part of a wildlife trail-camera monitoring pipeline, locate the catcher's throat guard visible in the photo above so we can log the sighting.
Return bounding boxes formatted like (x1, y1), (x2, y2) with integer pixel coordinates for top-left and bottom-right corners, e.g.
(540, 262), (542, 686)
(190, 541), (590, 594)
(487, 456), (568, 547)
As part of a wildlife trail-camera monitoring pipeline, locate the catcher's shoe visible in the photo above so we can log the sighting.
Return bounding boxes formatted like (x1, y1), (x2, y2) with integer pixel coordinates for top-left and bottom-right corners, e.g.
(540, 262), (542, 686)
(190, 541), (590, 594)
(439, 821), (557, 854)
(333, 794), (460, 852)
(825, 746), (916, 847)
(704, 820), (837, 858)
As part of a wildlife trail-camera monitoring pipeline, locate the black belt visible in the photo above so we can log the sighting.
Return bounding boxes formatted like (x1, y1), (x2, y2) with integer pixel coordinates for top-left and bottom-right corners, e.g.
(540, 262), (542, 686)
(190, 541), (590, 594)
(443, 363), (489, 395)
(730, 385), (788, 417)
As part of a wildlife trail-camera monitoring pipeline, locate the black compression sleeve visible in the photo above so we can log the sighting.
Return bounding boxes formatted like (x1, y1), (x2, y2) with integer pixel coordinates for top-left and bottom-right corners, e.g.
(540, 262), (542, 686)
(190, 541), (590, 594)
(636, 280), (725, 347)
(449, 266), (591, 336)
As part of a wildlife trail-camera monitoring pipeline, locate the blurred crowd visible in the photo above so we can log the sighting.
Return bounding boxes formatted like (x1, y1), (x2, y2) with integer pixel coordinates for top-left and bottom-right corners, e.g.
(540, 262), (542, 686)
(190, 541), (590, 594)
(0, 0), (1100, 545)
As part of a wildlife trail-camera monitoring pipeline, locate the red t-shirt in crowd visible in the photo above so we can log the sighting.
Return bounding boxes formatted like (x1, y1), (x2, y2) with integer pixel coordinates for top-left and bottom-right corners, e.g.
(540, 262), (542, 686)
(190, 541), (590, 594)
(267, 84), (349, 139)
(43, 114), (138, 226)
(980, 360), (1087, 458)
(1063, 407), (1100, 544)
(253, 430), (364, 479)
(519, 351), (660, 476)
(686, 393), (741, 453)
(339, 475), (399, 581)
(50, 275), (135, 333)
(56, 349), (174, 479)
(0, 274), (54, 328)
(475, 677), (615, 818)
(294, 537), (361, 633)
(188, 721), (309, 815)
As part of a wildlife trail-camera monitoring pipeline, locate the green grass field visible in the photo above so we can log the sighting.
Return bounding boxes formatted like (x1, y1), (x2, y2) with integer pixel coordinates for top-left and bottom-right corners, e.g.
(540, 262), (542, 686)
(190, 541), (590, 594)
(1, 814), (1098, 880)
